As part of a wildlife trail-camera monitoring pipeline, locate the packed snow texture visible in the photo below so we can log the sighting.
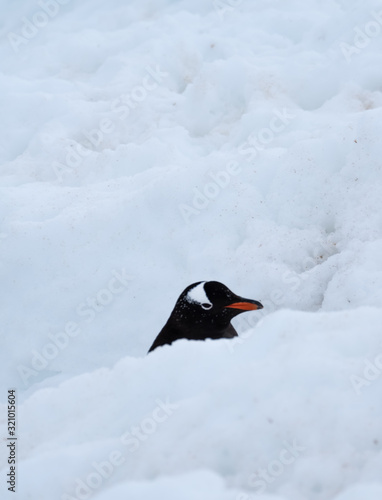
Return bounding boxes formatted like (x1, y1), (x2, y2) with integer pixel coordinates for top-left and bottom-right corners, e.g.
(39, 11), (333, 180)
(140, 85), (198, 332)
(1, 0), (382, 499)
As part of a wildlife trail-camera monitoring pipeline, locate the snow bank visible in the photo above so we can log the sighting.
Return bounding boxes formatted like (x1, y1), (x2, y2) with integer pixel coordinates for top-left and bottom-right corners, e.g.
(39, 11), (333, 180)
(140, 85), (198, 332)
(3, 308), (382, 499)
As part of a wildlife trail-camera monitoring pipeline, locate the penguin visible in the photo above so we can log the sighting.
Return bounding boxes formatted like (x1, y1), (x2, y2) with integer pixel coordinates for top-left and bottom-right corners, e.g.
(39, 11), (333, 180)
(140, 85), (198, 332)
(148, 281), (263, 353)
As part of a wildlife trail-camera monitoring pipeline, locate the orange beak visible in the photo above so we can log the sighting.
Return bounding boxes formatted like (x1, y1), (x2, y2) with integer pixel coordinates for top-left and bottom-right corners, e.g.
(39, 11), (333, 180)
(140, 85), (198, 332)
(225, 301), (263, 311)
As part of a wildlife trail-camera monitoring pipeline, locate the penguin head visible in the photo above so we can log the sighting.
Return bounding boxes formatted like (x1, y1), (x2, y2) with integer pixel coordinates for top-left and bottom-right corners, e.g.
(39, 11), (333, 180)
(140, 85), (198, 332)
(173, 281), (263, 327)
(147, 281), (264, 352)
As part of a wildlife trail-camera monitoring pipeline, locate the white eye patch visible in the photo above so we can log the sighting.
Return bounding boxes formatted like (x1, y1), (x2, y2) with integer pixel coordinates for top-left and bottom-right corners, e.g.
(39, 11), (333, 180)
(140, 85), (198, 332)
(201, 303), (212, 310)
(186, 282), (213, 309)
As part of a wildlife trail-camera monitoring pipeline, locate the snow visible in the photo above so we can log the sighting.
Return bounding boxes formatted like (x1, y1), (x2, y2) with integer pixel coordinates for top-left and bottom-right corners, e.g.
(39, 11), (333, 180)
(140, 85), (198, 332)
(1, 0), (382, 499)
(186, 281), (212, 308)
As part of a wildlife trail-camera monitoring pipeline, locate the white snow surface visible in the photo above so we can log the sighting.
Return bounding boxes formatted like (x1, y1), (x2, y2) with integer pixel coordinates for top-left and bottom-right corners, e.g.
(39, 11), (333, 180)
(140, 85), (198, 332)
(186, 281), (212, 307)
(1, 0), (382, 499)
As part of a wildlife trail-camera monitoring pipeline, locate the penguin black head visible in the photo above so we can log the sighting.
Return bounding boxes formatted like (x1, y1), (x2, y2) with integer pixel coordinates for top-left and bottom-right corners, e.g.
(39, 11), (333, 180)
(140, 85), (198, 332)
(148, 281), (263, 353)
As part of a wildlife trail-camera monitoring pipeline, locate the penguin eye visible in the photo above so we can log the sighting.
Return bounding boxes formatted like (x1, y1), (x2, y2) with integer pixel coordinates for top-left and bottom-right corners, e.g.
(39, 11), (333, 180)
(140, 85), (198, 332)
(201, 303), (212, 310)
